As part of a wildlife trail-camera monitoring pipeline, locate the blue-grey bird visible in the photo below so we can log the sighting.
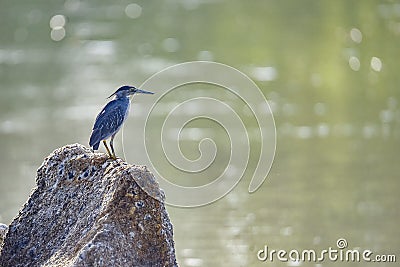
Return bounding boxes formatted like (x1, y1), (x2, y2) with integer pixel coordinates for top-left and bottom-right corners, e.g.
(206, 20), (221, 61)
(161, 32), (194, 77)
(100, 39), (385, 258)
(89, 85), (154, 159)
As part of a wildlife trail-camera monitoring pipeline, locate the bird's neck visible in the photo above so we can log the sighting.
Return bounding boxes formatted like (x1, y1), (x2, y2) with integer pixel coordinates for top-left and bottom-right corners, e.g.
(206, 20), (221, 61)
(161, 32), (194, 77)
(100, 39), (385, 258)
(114, 95), (130, 101)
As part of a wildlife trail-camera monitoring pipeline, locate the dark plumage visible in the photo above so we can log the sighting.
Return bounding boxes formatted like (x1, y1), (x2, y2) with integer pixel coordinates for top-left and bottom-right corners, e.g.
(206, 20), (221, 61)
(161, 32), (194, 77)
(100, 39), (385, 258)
(89, 85), (154, 159)
(89, 97), (129, 149)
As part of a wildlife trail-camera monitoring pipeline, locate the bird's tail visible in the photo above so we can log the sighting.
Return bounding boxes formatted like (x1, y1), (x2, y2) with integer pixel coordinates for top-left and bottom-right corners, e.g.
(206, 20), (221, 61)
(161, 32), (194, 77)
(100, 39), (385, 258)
(89, 130), (101, 150)
(91, 142), (100, 150)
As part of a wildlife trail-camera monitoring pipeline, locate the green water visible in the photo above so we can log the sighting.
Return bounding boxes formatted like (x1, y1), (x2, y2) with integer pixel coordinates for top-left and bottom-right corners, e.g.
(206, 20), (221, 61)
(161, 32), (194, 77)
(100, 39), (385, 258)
(1, 1), (399, 266)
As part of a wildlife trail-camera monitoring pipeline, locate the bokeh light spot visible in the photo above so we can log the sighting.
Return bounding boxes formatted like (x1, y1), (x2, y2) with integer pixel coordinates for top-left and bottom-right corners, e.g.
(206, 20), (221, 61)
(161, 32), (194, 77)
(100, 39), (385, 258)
(51, 28), (66, 41)
(370, 57), (382, 72)
(350, 28), (362, 43)
(162, 38), (180, 53)
(125, 3), (142, 19)
(349, 56), (360, 71)
(49, 14), (66, 29)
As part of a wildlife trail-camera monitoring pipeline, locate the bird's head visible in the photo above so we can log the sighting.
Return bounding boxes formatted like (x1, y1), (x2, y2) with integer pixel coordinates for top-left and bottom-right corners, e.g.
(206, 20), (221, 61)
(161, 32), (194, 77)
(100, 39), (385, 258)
(108, 85), (154, 99)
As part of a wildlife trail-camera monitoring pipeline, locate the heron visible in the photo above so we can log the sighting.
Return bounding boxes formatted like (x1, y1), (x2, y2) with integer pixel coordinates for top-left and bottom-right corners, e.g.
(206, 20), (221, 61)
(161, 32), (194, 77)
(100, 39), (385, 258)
(89, 85), (154, 159)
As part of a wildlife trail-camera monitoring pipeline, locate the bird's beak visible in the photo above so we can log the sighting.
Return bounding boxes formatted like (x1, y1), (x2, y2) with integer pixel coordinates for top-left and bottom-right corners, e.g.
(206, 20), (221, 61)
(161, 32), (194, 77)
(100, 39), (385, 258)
(132, 88), (154, 95)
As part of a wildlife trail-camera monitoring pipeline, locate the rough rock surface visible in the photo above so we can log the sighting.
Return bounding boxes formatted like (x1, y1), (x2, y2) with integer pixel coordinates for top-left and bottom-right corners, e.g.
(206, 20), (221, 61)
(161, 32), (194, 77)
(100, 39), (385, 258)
(0, 144), (177, 267)
(0, 223), (7, 249)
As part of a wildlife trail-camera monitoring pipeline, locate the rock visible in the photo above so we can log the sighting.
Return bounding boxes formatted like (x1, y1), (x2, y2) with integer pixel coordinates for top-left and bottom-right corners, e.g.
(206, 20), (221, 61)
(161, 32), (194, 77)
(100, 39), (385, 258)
(0, 223), (8, 248)
(0, 144), (178, 267)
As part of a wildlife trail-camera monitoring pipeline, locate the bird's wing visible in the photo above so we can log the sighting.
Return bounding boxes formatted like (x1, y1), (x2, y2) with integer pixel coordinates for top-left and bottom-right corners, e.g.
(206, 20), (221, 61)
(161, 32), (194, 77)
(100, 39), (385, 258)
(93, 100), (117, 129)
(89, 100), (128, 147)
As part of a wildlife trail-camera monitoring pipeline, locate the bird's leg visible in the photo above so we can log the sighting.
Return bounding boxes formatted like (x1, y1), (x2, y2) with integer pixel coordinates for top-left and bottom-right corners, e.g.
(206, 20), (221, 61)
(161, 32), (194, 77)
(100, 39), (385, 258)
(110, 134), (116, 159)
(102, 140), (113, 158)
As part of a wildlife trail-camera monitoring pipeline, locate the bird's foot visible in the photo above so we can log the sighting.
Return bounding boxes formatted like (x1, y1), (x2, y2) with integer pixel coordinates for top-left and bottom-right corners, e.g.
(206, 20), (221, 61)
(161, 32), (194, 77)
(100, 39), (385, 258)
(107, 153), (118, 160)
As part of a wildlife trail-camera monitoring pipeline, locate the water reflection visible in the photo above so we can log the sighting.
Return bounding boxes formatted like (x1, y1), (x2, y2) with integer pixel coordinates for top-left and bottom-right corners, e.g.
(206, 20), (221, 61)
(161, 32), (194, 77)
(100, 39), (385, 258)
(250, 66), (278, 82)
(1, 1), (399, 266)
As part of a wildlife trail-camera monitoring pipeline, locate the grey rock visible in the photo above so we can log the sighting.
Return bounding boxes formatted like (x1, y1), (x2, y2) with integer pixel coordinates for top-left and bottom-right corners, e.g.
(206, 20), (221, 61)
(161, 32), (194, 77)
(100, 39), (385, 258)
(0, 144), (178, 267)
(0, 223), (8, 248)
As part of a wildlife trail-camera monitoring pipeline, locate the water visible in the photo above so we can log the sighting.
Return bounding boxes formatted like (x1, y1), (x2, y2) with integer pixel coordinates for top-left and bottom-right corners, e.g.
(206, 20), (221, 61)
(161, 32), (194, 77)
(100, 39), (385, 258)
(1, 1), (399, 266)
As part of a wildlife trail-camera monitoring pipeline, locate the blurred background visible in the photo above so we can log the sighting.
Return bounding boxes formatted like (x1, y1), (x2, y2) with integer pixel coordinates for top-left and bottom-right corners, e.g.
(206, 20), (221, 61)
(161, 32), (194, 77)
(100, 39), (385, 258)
(1, 0), (399, 266)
